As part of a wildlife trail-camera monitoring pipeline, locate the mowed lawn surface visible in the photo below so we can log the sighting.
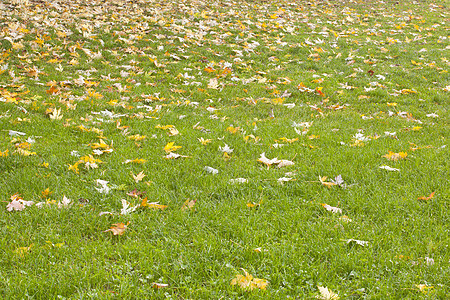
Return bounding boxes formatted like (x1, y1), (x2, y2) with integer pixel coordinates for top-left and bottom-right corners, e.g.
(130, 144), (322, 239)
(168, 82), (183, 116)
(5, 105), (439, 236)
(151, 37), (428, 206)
(0, 0), (448, 298)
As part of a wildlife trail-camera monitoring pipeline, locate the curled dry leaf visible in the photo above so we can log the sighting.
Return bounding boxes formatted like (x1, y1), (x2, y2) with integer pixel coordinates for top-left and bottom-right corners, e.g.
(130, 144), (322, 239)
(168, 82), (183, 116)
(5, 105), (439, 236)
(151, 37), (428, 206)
(417, 192), (435, 201)
(321, 203), (342, 214)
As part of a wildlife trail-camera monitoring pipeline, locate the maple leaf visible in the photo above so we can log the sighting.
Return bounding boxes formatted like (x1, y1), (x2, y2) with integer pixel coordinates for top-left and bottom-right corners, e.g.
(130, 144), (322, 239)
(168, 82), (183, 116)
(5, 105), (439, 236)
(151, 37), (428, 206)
(140, 198), (168, 210)
(417, 192), (435, 201)
(128, 134), (146, 141)
(164, 142), (182, 153)
(231, 269), (268, 291)
(198, 137), (212, 145)
(90, 139), (111, 150)
(104, 222), (129, 236)
(121, 199), (138, 215)
(319, 176), (337, 188)
(181, 199), (196, 210)
(68, 161), (81, 174)
(218, 144), (233, 154)
(207, 77), (220, 89)
(41, 188), (52, 198)
(415, 284), (434, 294)
(383, 151), (407, 161)
(316, 286), (339, 300)
(132, 171), (146, 183)
(49, 108), (63, 120)
(6, 193), (34, 211)
(226, 126), (240, 134)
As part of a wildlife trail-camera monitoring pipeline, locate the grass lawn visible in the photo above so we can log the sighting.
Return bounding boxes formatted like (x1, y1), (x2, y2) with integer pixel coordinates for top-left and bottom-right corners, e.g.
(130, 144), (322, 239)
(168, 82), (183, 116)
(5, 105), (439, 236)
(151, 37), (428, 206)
(0, 0), (448, 298)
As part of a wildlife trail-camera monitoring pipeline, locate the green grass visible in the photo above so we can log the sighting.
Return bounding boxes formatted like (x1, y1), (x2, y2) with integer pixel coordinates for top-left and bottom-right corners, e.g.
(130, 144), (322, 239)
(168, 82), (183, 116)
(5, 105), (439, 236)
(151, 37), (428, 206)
(0, 0), (449, 298)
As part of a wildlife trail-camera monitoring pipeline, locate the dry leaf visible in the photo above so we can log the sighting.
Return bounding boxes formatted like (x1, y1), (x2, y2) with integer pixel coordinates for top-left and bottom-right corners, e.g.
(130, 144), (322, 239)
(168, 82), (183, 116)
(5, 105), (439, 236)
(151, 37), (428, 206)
(321, 203), (342, 214)
(181, 199), (196, 210)
(383, 151), (407, 161)
(417, 192), (435, 201)
(104, 222), (129, 236)
(231, 269), (268, 290)
(316, 286), (339, 300)
(152, 283), (169, 289)
(132, 171), (146, 183)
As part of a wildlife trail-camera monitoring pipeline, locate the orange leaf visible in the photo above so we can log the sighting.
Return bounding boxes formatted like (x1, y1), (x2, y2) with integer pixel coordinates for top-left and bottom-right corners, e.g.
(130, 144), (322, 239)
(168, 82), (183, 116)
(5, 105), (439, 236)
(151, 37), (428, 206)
(104, 222), (129, 235)
(418, 192), (435, 201)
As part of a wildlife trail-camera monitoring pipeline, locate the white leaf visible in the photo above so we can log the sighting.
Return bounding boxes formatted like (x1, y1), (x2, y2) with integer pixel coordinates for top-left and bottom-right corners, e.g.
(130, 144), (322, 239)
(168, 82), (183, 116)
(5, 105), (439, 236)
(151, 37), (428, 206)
(379, 165), (400, 171)
(204, 166), (218, 174)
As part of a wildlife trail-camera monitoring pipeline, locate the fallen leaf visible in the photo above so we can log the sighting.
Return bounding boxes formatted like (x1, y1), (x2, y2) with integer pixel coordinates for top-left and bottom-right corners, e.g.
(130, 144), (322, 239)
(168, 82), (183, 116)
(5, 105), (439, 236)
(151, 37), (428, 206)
(321, 203), (342, 214)
(316, 286), (340, 300)
(231, 269), (268, 290)
(152, 283), (169, 289)
(164, 142), (182, 153)
(379, 165), (400, 171)
(415, 284), (433, 294)
(417, 192), (435, 201)
(132, 171), (146, 183)
(104, 222), (129, 236)
(181, 199), (196, 210)
(382, 151), (407, 161)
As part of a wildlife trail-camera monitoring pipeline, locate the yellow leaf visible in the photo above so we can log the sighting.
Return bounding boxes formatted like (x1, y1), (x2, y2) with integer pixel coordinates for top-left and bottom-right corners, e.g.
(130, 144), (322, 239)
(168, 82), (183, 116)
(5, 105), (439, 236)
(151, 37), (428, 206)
(198, 137), (212, 145)
(415, 284), (433, 294)
(0, 149), (9, 157)
(164, 142), (182, 153)
(226, 126), (240, 134)
(15, 148), (36, 156)
(400, 89), (417, 94)
(128, 134), (146, 141)
(68, 161), (80, 174)
(155, 124), (174, 130)
(141, 198), (168, 210)
(247, 200), (262, 208)
(41, 188), (52, 198)
(231, 269), (268, 290)
(14, 244), (34, 258)
(382, 151), (407, 161)
(90, 139), (111, 150)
